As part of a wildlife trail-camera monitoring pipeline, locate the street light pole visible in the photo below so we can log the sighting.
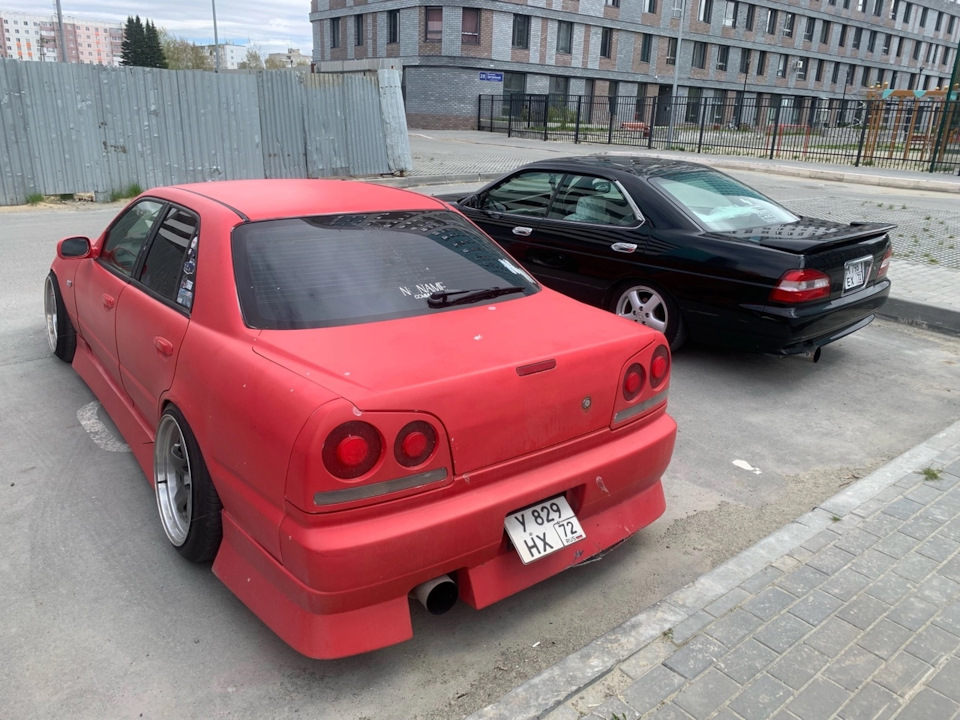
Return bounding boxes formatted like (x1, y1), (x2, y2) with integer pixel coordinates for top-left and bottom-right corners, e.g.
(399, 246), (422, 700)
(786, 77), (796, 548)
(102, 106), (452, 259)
(212, 0), (221, 72)
(738, 57), (750, 127)
(839, 67), (851, 125)
(667, 0), (685, 147)
(55, 0), (67, 62)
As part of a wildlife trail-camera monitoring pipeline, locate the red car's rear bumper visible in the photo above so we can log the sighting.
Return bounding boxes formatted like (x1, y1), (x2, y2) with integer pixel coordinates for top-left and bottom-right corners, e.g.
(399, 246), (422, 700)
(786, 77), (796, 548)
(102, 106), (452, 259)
(212, 412), (676, 659)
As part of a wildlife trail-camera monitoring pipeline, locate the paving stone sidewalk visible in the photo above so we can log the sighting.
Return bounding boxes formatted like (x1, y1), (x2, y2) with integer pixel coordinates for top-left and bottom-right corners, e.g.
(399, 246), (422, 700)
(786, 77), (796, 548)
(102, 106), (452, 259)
(468, 420), (960, 720)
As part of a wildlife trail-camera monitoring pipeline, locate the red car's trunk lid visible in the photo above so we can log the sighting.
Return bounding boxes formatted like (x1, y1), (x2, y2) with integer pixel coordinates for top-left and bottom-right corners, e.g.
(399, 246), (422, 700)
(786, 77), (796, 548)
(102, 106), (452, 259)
(253, 292), (657, 475)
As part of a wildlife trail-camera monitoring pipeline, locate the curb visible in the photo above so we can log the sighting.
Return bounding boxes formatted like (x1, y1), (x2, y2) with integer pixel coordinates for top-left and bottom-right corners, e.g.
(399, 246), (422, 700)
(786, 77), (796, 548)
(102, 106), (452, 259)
(465, 418), (960, 720)
(878, 298), (960, 338)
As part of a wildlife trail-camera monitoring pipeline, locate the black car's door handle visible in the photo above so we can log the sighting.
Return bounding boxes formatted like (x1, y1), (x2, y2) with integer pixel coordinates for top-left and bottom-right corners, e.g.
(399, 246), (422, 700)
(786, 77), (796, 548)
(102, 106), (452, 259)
(611, 242), (638, 253)
(512, 227), (533, 237)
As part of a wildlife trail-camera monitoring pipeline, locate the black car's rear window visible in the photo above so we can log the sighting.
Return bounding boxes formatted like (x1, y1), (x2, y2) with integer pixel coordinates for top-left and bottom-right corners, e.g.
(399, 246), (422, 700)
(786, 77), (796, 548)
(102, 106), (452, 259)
(232, 210), (539, 329)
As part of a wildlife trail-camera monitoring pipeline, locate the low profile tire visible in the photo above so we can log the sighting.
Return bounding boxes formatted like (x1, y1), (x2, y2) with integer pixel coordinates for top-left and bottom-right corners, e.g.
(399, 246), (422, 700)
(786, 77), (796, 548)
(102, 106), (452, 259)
(609, 281), (687, 350)
(44, 271), (77, 362)
(154, 407), (223, 563)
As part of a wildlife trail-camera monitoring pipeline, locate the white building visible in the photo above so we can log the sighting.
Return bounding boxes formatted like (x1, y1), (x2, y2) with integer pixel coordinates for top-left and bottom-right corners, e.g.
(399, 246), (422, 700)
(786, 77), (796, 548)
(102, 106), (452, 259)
(202, 42), (246, 70)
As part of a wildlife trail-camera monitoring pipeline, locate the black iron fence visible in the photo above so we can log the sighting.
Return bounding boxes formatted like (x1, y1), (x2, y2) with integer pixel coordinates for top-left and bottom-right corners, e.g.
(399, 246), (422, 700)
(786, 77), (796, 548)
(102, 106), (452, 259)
(477, 94), (960, 175)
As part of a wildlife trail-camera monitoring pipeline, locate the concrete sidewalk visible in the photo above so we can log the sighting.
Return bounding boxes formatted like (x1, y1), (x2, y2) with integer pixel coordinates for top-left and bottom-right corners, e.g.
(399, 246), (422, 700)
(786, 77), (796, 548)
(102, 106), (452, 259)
(385, 132), (960, 720)
(391, 129), (960, 339)
(469, 421), (960, 720)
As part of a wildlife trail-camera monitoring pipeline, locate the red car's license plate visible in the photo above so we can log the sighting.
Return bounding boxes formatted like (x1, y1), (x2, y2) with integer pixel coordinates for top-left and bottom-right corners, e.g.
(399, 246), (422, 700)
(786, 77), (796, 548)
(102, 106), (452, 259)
(504, 496), (586, 564)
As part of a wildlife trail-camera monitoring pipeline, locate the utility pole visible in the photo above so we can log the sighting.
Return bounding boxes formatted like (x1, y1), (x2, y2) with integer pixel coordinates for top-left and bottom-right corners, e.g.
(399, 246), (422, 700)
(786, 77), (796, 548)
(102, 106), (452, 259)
(929, 39), (960, 172)
(55, 0), (67, 62)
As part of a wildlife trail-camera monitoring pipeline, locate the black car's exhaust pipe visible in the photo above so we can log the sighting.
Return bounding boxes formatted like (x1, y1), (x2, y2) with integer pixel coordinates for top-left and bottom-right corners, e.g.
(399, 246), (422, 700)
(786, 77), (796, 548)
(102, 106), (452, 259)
(412, 575), (459, 615)
(794, 347), (822, 363)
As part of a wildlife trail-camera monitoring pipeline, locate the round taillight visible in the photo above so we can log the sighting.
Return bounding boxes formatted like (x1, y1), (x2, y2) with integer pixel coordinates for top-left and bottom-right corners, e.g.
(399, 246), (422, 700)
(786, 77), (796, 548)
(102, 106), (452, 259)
(650, 345), (670, 389)
(395, 421), (438, 467)
(323, 421), (382, 479)
(623, 363), (645, 401)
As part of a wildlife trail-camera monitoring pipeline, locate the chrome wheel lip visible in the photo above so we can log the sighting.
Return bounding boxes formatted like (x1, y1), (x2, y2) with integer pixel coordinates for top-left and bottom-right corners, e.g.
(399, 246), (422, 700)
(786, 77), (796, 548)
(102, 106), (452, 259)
(155, 414), (192, 547)
(43, 275), (58, 354)
(615, 285), (668, 334)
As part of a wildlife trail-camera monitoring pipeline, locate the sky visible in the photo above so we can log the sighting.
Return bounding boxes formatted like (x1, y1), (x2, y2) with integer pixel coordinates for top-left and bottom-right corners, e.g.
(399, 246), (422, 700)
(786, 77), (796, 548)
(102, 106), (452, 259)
(2, 1), (314, 55)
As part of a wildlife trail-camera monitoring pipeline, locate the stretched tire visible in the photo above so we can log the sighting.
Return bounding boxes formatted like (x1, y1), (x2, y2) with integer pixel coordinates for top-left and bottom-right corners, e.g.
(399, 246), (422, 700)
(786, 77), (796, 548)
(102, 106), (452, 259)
(44, 271), (77, 362)
(609, 281), (687, 350)
(154, 406), (223, 563)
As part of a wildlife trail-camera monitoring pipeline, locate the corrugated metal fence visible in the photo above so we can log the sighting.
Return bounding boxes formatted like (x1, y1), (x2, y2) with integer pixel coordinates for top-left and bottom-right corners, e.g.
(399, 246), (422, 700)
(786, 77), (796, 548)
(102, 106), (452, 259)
(0, 59), (412, 206)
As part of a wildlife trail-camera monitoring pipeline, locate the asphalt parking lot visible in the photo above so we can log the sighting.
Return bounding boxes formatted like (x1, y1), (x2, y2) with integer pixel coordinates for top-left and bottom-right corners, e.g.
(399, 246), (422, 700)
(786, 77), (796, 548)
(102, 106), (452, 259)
(1, 172), (959, 719)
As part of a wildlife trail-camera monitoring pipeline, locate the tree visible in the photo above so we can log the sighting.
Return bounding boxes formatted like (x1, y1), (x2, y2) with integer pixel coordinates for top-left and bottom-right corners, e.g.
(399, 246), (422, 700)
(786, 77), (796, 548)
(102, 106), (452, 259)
(237, 46), (265, 71)
(160, 31), (213, 71)
(120, 16), (167, 68)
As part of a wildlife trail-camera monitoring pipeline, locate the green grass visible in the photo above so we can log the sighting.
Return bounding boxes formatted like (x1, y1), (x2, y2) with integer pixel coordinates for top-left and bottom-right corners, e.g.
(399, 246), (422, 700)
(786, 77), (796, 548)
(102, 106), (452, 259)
(110, 183), (144, 203)
(26, 192), (45, 205)
(922, 467), (942, 481)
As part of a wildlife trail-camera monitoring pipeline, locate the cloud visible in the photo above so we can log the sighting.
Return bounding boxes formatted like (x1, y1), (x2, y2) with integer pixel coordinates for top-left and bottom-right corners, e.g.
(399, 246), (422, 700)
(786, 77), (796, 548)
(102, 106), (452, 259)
(2, 0), (314, 55)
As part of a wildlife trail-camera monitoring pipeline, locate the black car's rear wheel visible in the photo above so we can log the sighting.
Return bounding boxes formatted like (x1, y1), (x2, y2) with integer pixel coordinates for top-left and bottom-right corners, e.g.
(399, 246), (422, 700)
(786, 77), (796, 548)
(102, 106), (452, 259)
(609, 281), (686, 350)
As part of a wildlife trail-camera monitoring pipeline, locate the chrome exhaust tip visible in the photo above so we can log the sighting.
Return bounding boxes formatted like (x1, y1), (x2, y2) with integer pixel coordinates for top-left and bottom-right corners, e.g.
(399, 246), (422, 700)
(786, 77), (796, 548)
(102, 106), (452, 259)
(412, 575), (458, 615)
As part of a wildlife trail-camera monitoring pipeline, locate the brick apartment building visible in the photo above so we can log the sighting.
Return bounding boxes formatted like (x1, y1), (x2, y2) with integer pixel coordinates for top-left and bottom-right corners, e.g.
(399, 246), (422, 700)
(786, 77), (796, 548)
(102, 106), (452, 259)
(309, 0), (960, 130)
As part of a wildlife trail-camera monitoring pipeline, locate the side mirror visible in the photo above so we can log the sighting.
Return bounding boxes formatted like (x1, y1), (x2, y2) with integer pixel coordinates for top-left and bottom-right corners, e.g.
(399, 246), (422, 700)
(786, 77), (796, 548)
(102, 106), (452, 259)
(57, 236), (92, 259)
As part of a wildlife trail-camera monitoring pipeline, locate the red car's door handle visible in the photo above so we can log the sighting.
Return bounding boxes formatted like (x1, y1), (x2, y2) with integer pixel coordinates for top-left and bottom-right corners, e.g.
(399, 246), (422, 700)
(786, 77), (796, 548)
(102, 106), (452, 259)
(101, 294), (116, 309)
(512, 227), (533, 237)
(154, 337), (174, 356)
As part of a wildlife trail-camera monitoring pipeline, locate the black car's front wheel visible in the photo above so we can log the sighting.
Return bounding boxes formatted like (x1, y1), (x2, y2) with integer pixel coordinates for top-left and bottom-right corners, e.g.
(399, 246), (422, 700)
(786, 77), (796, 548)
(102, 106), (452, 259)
(609, 281), (686, 350)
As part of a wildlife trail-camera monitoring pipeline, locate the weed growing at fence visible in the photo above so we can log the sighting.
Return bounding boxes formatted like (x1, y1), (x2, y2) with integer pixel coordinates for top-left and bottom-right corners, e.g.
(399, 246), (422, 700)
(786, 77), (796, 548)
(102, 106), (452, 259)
(26, 192), (45, 205)
(110, 183), (144, 203)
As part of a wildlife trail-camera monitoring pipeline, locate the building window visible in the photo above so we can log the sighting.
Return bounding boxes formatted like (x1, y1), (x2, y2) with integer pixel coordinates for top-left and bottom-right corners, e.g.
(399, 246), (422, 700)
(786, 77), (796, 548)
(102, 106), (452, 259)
(919, 7), (927, 27)
(642, 0), (658, 12)
(765, 9), (777, 34)
(895, 36), (903, 57)
(330, 17), (341, 49)
(745, 4), (755, 30)
(716, 44), (729, 70)
(640, 33), (652, 62)
(606, 0), (621, 6)
(698, 0), (714, 23)
(666, 37), (677, 65)
(935, 11), (943, 31)
(832, 62), (841, 83)
(782, 13), (794, 37)
(857, 0), (866, 11)
(890, 0), (900, 19)
(723, 1), (737, 27)
(912, 39), (922, 60)
(425, 7), (442, 42)
(867, 30), (876, 52)
(903, 3), (912, 23)
(388, 9), (399, 44)
(796, 58), (806, 79)
(355, 14), (364, 46)
(740, 47), (751, 73)
(692, 41), (707, 68)
(776, 54), (788, 77)
(820, 21), (830, 43)
(838, 25), (847, 47)
(756, 49), (766, 75)
(600, 27), (613, 58)
(860, 67), (870, 86)
(852, 27), (862, 49)
(556, 21), (572, 54)
(881, 33), (890, 54)
(873, 0), (884, 17)
(512, 15), (529, 49)
(945, 15), (953, 34)
(815, 58), (824, 81)
(461, 8), (480, 45)
(503, 71), (526, 97)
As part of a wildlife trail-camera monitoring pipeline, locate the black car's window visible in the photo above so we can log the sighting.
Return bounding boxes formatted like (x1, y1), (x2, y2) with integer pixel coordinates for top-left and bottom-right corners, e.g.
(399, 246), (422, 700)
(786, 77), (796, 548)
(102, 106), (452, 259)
(232, 210), (539, 329)
(100, 200), (165, 276)
(478, 171), (557, 217)
(139, 206), (200, 310)
(553, 174), (637, 226)
(651, 169), (799, 232)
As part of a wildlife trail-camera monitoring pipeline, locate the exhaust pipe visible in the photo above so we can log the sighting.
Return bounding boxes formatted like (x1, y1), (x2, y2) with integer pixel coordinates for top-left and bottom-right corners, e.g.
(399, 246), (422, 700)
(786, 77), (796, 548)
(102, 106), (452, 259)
(794, 346), (822, 363)
(413, 575), (458, 615)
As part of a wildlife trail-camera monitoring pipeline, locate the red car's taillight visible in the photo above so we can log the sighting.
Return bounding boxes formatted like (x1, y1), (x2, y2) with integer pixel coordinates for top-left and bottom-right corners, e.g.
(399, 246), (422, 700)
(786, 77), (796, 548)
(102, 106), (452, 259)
(650, 345), (670, 389)
(323, 421), (383, 479)
(623, 363), (645, 401)
(877, 247), (892, 278)
(769, 269), (831, 304)
(395, 421), (438, 467)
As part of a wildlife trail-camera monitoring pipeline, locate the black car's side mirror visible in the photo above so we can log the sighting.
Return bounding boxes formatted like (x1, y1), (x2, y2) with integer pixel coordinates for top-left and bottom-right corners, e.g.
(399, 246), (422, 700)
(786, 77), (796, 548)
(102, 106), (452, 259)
(57, 236), (92, 259)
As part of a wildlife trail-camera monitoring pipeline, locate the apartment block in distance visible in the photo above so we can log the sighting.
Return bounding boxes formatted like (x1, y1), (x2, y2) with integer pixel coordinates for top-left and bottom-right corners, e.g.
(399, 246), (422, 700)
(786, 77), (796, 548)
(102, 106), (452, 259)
(0, 10), (123, 65)
(309, 0), (960, 130)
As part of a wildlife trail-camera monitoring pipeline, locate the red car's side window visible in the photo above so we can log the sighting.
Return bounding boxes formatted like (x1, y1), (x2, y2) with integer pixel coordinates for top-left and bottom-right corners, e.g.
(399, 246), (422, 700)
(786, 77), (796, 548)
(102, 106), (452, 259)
(100, 200), (165, 276)
(138, 206), (200, 310)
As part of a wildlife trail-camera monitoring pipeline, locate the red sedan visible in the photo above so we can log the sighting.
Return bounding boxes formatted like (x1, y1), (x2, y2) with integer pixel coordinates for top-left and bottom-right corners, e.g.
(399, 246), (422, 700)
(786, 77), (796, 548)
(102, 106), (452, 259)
(44, 179), (676, 658)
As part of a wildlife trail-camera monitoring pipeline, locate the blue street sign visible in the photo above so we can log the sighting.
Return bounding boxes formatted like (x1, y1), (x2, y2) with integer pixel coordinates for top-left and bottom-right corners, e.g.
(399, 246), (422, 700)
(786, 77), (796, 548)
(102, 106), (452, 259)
(479, 72), (504, 82)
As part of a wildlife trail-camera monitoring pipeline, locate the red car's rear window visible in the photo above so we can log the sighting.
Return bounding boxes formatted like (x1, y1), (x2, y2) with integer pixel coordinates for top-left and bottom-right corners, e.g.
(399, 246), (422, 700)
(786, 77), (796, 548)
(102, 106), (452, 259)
(232, 210), (539, 329)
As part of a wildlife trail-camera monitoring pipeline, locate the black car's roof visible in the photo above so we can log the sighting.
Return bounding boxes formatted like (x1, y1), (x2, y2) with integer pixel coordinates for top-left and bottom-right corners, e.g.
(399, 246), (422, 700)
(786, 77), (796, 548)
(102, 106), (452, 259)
(520, 155), (707, 179)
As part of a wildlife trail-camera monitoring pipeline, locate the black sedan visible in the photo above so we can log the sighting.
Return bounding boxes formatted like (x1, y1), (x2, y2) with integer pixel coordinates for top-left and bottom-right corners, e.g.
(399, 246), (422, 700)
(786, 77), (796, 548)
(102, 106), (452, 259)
(442, 155), (893, 360)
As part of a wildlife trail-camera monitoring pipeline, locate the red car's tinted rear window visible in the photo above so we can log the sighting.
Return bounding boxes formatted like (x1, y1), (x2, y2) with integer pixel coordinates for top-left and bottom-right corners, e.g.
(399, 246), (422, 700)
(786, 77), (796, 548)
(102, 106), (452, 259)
(232, 210), (539, 329)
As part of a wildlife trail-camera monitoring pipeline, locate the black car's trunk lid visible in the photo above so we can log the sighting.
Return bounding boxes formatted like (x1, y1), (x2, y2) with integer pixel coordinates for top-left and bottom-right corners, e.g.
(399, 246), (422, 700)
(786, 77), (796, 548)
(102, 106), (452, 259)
(718, 218), (895, 254)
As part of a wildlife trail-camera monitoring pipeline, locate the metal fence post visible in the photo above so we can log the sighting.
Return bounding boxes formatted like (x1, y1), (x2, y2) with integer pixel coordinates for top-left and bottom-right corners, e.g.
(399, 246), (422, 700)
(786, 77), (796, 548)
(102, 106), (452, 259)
(649, 97), (658, 149)
(769, 101), (783, 159)
(477, 95), (482, 131)
(696, 99), (708, 154)
(854, 99), (870, 167)
(574, 94), (582, 144)
(507, 96), (513, 138)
